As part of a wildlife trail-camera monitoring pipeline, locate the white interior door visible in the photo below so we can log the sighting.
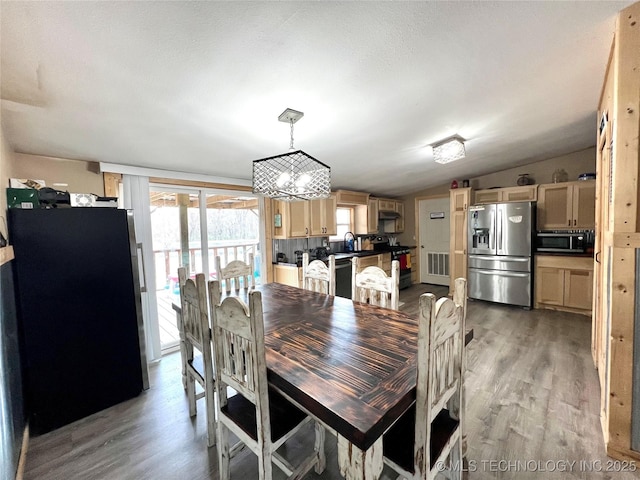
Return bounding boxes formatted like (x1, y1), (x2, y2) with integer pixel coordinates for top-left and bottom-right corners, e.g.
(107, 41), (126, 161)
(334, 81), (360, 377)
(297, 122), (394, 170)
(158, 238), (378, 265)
(419, 197), (450, 285)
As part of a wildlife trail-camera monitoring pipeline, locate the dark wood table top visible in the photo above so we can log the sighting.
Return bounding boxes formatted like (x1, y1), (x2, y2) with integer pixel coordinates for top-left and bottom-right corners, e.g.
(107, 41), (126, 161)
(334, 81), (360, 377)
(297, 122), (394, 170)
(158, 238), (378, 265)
(254, 283), (442, 451)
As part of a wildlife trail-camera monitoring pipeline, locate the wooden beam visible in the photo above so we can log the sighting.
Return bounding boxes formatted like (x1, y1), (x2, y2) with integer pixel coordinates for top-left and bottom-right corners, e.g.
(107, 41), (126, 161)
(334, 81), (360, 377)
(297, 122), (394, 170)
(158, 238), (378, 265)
(103, 172), (121, 198)
(608, 246), (637, 451)
(149, 177), (252, 192)
(614, 233), (640, 248)
(613, 4), (640, 232)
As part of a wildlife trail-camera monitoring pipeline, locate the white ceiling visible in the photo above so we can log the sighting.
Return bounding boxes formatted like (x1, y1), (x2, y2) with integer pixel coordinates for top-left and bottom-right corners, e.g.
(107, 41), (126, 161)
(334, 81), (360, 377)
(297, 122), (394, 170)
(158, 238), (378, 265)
(0, 1), (632, 196)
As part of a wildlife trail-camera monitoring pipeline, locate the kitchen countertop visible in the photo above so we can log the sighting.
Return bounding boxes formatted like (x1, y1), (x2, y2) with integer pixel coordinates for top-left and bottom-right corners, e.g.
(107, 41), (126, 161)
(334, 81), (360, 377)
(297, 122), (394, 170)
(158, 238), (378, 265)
(273, 250), (382, 267)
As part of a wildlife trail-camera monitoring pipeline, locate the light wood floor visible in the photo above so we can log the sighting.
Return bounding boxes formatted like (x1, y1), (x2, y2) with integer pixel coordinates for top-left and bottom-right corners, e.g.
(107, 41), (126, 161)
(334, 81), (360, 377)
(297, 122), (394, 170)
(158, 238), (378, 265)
(23, 284), (640, 479)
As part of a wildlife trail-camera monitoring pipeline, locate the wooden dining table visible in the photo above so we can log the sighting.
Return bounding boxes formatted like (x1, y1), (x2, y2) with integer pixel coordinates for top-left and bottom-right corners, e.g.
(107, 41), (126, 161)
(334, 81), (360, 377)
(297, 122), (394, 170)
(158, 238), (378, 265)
(174, 281), (471, 480)
(252, 282), (470, 480)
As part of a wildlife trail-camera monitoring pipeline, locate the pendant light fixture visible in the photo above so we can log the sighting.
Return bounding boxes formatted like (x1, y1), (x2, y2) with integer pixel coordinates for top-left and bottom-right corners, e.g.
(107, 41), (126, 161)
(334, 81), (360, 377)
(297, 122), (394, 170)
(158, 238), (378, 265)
(252, 108), (331, 201)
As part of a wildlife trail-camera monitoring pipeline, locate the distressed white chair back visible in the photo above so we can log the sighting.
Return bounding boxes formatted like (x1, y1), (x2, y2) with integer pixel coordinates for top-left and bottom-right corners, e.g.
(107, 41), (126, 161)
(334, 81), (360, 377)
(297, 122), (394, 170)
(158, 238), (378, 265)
(351, 258), (400, 310)
(178, 267), (216, 446)
(415, 278), (466, 478)
(302, 252), (336, 295)
(209, 280), (325, 479)
(216, 253), (255, 293)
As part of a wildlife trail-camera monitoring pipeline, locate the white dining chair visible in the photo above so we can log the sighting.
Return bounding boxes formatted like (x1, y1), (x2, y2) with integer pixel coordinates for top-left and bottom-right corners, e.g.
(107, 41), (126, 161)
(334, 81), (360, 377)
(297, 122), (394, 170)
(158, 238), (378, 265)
(382, 278), (467, 480)
(177, 267), (216, 447)
(215, 253), (255, 293)
(208, 280), (326, 480)
(351, 257), (400, 310)
(301, 252), (336, 295)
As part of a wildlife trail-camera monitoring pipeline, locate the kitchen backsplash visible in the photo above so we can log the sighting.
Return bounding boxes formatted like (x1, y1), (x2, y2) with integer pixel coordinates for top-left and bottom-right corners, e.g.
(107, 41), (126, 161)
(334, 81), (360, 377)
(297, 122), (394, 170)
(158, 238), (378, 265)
(273, 237), (326, 264)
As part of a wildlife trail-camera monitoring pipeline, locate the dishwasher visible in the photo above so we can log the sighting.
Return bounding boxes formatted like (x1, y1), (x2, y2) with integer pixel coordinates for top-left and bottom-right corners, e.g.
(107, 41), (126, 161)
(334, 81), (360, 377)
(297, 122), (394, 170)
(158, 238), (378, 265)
(335, 260), (352, 299)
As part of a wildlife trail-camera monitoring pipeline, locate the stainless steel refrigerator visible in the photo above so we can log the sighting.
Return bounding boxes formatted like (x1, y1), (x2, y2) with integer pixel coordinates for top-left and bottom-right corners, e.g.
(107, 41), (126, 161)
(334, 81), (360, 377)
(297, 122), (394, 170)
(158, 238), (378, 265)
(467, 201), (535, 307)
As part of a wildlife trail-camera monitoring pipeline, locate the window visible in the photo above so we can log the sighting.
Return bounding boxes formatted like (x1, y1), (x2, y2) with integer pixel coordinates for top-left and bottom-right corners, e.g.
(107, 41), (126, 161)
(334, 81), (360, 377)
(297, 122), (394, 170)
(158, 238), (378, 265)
(331, 207), (353, 241)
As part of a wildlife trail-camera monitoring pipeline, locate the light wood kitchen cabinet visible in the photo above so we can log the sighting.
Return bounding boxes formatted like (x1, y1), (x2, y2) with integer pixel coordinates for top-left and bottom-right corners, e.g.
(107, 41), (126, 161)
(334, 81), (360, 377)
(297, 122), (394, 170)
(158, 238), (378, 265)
(537, 180), (595, 230)
(335, 189), (369, 205)
(272, 195), (336, 238)
(381, 252), (391, 275)
(357, 254), (382, 270)
(474, 185), (538, 204)
(410, 247), (417, 283)
(310, 195), (337, 236)
(449, 188), (471, 295)
(378, 198), (396, 211)
(394, 202), (404, 232)
(355, 197), (379, 234)
(272, 199), (309, 238)
(273, 264), (301, 287)
(535, 255), (593, 315)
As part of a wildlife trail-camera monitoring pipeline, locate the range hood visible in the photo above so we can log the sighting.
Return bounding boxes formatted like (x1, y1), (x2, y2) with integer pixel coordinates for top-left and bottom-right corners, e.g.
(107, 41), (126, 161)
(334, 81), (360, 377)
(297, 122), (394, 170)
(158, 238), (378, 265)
(379, 210), (401, 220)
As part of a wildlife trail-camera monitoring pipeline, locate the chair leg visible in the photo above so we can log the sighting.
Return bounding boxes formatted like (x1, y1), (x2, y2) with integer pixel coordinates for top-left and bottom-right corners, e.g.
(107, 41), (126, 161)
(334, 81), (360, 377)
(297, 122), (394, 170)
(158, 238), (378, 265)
(205, 382), (217, 447)
(217, 423), (230, 480)
(257, 449), (273, 480)
(186, 374), (196, 417)
(314, 421), (326, 474)
(450, 436), (463, 480)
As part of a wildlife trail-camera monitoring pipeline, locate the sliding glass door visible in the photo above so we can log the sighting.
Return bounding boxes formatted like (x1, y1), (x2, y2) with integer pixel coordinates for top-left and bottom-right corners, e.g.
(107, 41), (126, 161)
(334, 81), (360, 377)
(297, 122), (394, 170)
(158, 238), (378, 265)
(149, 187), (261, 352)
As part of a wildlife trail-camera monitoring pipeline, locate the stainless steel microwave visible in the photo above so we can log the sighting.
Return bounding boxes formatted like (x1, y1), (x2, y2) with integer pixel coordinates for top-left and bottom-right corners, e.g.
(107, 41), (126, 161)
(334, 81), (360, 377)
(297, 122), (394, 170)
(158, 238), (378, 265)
(536, 231), (594, 253)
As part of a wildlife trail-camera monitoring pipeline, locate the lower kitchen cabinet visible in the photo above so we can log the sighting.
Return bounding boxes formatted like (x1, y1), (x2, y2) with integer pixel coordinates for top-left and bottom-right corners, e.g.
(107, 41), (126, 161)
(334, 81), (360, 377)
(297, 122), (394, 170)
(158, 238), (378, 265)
(273, 264), (301, 288)
(410, 247), (417, 283)
(535, 255), (593, 315)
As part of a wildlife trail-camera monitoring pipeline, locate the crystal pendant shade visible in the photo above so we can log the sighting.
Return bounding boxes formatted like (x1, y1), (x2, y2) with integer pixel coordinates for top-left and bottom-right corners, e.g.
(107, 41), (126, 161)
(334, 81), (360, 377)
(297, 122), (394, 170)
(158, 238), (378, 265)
(252, 150), (331, 201)
(432, 136), (466, 164)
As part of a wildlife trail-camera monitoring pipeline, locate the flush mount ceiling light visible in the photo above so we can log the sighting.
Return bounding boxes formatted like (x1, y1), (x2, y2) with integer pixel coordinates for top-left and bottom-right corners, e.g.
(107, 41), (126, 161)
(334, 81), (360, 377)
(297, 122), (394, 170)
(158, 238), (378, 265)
(431, 135), (466, 164)
(252, 108), (331, 201)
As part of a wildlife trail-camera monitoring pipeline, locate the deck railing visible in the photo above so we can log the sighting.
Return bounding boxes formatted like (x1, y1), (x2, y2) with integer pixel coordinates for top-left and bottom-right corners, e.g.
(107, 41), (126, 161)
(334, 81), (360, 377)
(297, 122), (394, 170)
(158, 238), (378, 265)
(154, 241), (260, 289)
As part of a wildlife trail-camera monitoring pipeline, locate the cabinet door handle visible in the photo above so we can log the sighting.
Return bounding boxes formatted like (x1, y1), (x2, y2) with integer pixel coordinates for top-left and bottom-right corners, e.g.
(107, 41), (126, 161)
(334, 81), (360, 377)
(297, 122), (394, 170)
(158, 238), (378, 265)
(305, 227), (308, 235)
(596, 252), (601, 264)
(574, 219), (577, 226)
(568, 220), (571, 226)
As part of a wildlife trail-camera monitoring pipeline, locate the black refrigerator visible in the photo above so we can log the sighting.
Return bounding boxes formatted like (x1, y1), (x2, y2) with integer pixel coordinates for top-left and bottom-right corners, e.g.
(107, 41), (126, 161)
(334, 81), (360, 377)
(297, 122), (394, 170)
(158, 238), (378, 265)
(9, 208), (149, 435)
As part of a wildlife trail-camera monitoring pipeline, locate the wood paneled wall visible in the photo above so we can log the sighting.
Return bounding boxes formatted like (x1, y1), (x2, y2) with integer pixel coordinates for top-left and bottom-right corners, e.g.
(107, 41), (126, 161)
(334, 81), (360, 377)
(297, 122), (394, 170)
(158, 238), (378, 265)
(593, 0), (640, 462)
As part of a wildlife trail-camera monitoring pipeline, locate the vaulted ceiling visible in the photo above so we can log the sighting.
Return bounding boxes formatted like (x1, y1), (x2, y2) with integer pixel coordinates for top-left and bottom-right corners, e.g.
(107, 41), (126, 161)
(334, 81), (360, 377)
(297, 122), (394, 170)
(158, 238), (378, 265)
(0, 1), (632, 196)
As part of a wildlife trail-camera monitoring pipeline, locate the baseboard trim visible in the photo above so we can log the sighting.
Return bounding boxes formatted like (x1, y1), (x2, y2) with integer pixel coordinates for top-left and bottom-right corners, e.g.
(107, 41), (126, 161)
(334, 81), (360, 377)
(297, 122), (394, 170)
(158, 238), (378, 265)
(16, 423), (29, 480)
(606, 444), (640, 462)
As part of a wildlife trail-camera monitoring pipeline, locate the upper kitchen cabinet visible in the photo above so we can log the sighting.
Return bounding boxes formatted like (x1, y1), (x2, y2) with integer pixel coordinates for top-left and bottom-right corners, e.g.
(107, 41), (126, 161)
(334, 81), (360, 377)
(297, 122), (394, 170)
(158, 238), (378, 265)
(474, 185), (538, 204)
(272, 195), (336, 238)
(335, 189), (369, 205)
(310, 195), (337, 236)
(355, 197), (379, 234)
(273, 199), (309, 238)
(537, 180), (595, 230)
(394, 201), (405, 232)
(378, 198), (396, 211)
